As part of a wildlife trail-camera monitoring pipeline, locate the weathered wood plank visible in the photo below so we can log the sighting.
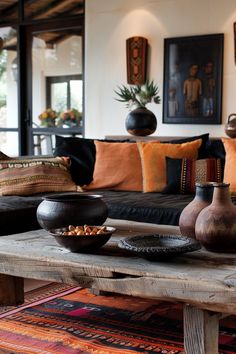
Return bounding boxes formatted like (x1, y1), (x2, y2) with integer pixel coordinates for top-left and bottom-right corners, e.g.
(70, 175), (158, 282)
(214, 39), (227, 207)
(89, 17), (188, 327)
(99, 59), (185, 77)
(0, 223), (236, 354)
(184, 305), (221, 354)
(0, 229), (236, 313)
(0, 274), (24, 306)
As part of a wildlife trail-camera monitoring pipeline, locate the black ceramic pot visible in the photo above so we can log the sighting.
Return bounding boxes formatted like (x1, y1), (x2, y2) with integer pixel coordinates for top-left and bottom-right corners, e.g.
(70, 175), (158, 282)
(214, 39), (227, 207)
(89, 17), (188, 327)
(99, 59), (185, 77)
(36, 192), (108, 231)
(125, 106), (157, 136)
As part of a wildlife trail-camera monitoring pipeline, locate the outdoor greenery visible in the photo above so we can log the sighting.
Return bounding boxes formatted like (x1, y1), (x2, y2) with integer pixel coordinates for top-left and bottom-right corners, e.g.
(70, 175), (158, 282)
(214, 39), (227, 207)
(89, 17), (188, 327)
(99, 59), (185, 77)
(115, 80), (161, 110)
(0, 51), (6, 79)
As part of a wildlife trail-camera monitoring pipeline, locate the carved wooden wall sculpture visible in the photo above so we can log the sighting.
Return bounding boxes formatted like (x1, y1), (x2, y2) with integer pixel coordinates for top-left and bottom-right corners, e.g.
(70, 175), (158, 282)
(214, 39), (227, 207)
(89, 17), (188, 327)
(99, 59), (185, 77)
(126, 36), (148, 85)
(234, 23), (236, 64)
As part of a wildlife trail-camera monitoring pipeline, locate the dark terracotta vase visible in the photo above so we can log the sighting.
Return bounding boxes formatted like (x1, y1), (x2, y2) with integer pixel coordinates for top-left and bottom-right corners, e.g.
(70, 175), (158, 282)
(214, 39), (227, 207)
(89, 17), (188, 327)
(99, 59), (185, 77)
(195, 183), (236, 252)
(37, 192), (108, 231)
(179, 183), (214, 239)
(125, 106), (157, 136)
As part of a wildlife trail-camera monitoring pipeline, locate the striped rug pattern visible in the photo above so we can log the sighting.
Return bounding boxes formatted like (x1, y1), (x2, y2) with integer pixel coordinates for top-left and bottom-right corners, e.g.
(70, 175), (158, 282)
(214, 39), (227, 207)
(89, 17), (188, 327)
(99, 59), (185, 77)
(0, 284), (235, 353)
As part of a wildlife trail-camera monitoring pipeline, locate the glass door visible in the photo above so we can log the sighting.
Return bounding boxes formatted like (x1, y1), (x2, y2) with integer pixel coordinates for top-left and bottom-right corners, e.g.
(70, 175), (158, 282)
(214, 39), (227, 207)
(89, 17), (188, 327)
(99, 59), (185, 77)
(0, 27), (19, 155)
(27, 20), (83, 155)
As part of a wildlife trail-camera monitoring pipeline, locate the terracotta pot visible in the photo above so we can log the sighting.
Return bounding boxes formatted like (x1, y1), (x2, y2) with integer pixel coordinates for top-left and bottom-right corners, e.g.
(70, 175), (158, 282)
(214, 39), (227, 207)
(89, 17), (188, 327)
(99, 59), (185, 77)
(195, 183), (236, 252)
(125, 106), (157, 136)
(179, 183), (214, 238)
(36, 193), (108, 231)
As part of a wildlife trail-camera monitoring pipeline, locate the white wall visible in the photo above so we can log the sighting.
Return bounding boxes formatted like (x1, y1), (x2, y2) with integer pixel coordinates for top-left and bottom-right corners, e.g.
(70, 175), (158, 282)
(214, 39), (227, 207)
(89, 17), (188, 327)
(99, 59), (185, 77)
(85, 0), (236, 138)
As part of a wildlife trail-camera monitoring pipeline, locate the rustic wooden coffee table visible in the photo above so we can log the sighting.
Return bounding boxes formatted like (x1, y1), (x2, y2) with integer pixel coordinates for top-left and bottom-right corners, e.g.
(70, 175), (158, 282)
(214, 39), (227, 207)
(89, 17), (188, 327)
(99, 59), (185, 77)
(0, 219), (235, 354)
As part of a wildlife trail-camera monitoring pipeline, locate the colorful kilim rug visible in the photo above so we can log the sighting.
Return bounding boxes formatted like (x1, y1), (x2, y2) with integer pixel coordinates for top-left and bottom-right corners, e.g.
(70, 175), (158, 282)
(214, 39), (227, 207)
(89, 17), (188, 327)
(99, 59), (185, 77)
(0, 284), (236, 353)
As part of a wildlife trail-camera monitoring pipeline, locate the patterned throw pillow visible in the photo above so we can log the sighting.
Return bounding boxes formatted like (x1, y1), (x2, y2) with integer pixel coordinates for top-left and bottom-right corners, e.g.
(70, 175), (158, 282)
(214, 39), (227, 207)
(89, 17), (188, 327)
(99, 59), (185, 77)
(0, 155), (77, 196)
(163, 157), (223, 194)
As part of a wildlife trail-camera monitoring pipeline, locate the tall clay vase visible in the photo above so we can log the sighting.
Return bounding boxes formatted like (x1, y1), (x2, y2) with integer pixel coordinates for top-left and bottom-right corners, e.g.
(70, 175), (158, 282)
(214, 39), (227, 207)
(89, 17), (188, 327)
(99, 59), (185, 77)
(179, 183), (214, 239)
(195, 183), (236, 252)
(125, 106), (157, 136)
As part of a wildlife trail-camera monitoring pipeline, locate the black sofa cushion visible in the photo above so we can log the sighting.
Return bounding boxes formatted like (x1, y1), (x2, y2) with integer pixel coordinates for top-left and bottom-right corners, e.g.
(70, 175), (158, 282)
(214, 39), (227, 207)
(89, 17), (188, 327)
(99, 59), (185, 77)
(54, 136), (96, 186)
(0, 195), (43, 236)
(204, 139), (225, 159)
(1, 188), (236, 236)
(92, 190), (194, 226)
(0, 191), (194, 236)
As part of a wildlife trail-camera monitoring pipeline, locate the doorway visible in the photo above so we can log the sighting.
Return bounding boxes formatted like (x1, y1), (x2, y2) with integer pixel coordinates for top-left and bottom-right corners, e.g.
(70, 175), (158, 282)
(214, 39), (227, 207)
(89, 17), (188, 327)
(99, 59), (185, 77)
(26, 20), (84, 155)
(0, 0), (84, 156)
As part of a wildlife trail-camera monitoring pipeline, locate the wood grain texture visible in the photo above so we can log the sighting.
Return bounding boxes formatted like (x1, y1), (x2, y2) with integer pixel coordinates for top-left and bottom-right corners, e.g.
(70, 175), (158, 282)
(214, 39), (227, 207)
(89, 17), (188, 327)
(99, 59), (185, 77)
(184, 305), (220, 354)
(0, 274), (24, 306)
(0, 228), (235, 313)
(0, 222), (235, 354)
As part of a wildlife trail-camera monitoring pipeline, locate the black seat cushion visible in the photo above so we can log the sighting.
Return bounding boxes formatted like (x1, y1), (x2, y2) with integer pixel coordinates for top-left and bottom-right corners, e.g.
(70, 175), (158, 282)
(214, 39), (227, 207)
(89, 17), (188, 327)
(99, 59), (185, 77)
(91, 190), (195, 226)
(0, 195), (44, 236)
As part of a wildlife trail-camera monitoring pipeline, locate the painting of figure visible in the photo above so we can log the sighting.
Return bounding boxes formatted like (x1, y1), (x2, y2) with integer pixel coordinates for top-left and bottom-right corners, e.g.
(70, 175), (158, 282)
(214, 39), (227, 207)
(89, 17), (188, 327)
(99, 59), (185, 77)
(163, 34), (224, 124)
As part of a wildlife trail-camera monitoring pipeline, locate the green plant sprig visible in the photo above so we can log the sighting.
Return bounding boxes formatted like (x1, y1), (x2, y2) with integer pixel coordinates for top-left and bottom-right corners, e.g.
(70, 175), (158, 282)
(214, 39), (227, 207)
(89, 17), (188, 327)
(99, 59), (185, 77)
(114, 80), (161, 109)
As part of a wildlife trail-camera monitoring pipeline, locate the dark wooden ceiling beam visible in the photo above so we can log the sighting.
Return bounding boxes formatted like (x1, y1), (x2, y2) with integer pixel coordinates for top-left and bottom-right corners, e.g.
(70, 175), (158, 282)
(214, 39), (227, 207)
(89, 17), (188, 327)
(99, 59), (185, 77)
(33, 0), (80, 20)
(46, 30), (81, 45)
(0, 1), (17, 17)
(58, 3), (84, 17)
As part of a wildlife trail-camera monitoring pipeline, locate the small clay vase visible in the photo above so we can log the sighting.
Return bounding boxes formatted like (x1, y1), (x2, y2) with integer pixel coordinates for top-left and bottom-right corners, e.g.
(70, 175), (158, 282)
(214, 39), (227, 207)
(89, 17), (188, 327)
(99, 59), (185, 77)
(195, 183), (236, 252)
(179, 183), (214, 238)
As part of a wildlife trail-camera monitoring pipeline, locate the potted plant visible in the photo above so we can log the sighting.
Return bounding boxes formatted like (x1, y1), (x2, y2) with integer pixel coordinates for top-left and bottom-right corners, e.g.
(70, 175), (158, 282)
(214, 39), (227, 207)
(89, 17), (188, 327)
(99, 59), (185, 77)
(56, 108), (82, 128)
(115, 80), (161, 136)
(38, 108), (58, 127)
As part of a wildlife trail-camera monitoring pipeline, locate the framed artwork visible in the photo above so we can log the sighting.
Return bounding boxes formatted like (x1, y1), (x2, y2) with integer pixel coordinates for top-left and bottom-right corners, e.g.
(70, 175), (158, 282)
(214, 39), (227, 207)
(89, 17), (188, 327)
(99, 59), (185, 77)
(234, 22), (236, 64)
(163, 34), (224, 124)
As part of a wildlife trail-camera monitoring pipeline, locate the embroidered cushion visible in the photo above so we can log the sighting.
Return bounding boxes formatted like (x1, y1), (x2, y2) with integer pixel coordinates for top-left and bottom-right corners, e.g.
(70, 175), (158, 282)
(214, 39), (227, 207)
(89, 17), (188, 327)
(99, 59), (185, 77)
(163, 157), (223, 194)
(0, 155), (77, 196)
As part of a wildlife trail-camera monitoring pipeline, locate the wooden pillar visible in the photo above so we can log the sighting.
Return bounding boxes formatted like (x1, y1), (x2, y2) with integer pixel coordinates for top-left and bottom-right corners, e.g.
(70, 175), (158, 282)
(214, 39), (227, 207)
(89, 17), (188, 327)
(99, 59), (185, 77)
(183, 304), (221, 354)
(0, 274), (24, 306)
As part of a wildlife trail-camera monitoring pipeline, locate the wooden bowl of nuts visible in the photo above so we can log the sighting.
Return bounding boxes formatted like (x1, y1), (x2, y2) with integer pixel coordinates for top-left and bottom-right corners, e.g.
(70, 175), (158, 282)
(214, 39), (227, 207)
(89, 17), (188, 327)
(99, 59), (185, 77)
(49, 225), (116, 253)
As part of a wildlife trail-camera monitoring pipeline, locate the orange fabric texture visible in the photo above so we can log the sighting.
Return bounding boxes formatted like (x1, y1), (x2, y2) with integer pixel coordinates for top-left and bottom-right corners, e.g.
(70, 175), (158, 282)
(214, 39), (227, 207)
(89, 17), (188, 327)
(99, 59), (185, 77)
(0, 155), (77, 196)
(222, 138), (236, 194)
(138, 139), (202, 192)
(85, 141), (143, 191)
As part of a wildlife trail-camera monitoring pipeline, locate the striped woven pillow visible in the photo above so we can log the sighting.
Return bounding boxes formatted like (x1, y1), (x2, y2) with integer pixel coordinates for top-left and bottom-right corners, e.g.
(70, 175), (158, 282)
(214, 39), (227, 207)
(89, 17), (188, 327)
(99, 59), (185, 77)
(163, 157), (224, 194)
(0, 155), (77, 196)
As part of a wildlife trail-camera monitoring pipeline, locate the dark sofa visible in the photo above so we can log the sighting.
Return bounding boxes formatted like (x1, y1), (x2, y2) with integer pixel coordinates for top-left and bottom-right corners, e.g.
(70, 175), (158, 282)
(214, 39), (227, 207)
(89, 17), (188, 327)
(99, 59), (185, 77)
(0, 134), (228, 236)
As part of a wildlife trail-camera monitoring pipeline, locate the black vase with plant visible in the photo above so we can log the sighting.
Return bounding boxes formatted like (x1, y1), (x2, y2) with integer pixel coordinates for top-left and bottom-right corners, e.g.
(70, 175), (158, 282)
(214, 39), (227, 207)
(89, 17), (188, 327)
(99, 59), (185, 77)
(115, 80), (161, 136)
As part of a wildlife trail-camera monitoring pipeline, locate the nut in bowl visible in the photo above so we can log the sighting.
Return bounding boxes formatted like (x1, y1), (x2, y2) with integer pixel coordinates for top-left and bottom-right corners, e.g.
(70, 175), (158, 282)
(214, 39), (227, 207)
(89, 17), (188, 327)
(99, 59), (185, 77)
(49, 225), (116, 253)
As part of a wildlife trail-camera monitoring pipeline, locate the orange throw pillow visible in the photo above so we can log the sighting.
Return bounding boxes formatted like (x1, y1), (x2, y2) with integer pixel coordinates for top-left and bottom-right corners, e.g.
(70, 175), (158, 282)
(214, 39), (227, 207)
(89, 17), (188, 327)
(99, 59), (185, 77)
(138, 139), (202, 192)
(222, 137), (236, 194)
(85, 141), (143, 191)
